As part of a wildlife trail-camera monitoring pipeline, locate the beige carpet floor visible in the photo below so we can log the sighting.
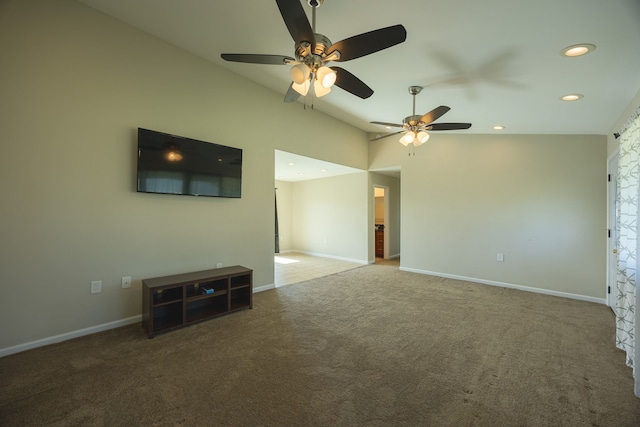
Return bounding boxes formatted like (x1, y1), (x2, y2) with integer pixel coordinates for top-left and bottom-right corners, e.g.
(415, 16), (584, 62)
(1, 263), (639, 426)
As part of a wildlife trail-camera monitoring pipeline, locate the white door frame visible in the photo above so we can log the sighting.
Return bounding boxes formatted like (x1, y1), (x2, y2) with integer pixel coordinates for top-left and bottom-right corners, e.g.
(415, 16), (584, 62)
(606, 149), (619, 314)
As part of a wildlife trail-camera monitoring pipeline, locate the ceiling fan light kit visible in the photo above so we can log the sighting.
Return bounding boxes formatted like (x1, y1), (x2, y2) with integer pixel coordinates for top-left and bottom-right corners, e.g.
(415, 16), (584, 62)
(290, 64), (310, 85)
(399, 132), (413, 146)
(292, 79), (311, 96)
(417, 131), (430, 144)
(399, 130), (430, 147)
(290, 64), (337, 97)
(316, 66), (337, 88)
(313, 78), (332, 97)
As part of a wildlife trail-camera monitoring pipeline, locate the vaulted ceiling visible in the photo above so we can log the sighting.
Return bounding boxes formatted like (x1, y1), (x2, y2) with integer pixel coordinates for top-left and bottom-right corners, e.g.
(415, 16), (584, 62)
(78, 0), (640, 139)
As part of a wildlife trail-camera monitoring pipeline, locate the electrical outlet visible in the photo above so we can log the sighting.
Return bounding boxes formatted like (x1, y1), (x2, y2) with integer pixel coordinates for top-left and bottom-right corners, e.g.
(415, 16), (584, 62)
(91, 280), (102, 294)
(216, 263), (223, 268)
(497, 253), (504, 262)
(122, 276), (132, 289)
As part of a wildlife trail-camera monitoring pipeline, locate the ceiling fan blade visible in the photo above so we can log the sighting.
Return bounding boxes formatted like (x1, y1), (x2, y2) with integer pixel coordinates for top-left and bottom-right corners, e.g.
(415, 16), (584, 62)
(428, 123), (472, 131)
(284, 82), (301, 103)
(276, 0), (316, 46)
(370, 131), (404, 142)
(327, 24), (407, 62)
(220, 53), (295, 65)
(419, 106), (451, 125)
(371, 121), (403, 128)
(331, 67), (373, 99)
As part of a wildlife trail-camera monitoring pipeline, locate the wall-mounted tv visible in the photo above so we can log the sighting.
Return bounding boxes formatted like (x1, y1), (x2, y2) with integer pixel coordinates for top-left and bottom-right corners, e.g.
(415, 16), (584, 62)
(137, 128), (242, 198)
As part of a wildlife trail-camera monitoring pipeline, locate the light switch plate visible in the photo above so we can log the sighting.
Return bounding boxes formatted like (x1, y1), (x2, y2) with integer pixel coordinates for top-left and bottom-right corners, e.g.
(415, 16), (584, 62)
(91, 280), (102, 294)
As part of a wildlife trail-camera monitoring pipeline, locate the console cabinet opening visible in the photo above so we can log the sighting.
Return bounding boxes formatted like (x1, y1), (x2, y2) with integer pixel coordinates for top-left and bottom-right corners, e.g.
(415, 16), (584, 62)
(142, 266), (252, 338)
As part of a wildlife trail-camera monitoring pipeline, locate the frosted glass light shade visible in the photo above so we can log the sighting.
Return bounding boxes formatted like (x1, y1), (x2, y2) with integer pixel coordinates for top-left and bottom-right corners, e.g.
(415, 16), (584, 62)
(313, 79), (331, 97)
(417, 131), (430, 144)
(292, 80), (310, 96)
(399, 132), (414, 146)
(316, 66), (336, 88)
(290, 64), (310, 85)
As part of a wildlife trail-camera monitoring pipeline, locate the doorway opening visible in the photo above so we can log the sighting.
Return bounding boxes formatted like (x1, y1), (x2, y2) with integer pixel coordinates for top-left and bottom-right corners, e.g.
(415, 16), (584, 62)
(274, 149), (366, 287)
(374, 185), (389, 263)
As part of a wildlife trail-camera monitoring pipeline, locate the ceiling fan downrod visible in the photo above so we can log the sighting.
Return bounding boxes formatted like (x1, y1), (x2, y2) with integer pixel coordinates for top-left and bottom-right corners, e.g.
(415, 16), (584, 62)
(404, 86), (424, 129)
(308, 0), (323, 33)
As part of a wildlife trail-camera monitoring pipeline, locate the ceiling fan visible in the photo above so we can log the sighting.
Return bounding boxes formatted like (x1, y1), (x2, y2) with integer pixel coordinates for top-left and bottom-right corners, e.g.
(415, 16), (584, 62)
(220, 0), (406, 102)
(371, 86), (472, 146)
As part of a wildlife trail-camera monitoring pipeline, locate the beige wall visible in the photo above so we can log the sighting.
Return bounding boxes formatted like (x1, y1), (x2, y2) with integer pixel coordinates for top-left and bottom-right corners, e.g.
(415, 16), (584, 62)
(0, 0), (369, 351)
(291, 173), (369, 262)
(275, 181), (293, 252)
(370, 134), (607, 299)
(278, 172), (400, 263)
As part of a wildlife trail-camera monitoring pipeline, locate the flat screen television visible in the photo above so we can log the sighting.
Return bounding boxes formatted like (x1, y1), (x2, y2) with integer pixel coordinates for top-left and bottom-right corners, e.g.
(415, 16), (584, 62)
(137, 128), (242, 198)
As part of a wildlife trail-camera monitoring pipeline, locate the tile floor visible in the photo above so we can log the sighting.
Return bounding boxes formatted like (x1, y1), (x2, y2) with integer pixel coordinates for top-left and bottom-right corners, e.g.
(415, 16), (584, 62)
(274, 252), (399, 287)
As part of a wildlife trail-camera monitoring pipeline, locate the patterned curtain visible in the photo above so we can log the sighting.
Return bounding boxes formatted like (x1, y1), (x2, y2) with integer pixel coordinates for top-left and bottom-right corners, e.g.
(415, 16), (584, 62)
(616, 112), (640, 370)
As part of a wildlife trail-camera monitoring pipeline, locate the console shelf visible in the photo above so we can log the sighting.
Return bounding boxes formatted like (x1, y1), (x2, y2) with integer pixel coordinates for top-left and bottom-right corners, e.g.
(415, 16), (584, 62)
(142, 265), (252, 338)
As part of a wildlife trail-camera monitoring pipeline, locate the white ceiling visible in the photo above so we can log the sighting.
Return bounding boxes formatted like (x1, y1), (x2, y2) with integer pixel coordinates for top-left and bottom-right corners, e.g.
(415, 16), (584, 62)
(275, 150), (362, 182)
(77, 0), (640, 178)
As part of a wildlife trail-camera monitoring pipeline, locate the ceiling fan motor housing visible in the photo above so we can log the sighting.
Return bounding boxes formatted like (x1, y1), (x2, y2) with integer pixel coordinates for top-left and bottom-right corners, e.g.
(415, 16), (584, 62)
(295, 34), (337, 71)
(403, 115), (427, 131)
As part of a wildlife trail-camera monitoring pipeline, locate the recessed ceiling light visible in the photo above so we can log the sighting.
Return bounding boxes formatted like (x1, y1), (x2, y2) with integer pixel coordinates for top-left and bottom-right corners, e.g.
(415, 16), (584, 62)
(561, 43), (596, 57)
(493, 125), (505, 130)
(385, 126), (392, 130)
(288, 162), (295, 166)
(320, 168), (328, 172)
(561, 94), (583, 101)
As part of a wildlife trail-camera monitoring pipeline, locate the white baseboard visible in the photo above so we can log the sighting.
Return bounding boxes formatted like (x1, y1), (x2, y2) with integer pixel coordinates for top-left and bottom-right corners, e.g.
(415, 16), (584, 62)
(399, 267), (606, 305)
(293, 250), (368, 265)
(6, 266), (602, 358)
(254, 284), (275, 293)
(368, 253), (401, 264)
(0, 284), (282, 358)
(0, 315), (142, 358)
